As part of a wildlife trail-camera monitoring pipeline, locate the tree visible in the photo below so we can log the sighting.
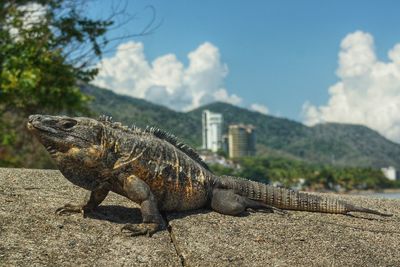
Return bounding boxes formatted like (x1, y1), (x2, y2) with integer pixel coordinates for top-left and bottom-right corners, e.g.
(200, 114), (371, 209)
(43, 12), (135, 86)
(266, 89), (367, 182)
(1, 1), (109, 113)
(0, 0), (157, 167)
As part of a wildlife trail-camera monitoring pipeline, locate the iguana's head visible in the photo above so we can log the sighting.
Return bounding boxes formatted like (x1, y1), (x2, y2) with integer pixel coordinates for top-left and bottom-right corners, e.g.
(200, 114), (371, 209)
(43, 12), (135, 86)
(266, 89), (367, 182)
(28, 114), (118, 189)
(28, 114), (103, 150)
(27, 115), (107, 166)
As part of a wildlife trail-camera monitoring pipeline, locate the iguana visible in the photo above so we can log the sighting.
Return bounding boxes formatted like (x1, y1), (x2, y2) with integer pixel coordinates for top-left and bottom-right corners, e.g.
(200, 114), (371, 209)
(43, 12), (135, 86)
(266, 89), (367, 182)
(27, 114), (392, 236)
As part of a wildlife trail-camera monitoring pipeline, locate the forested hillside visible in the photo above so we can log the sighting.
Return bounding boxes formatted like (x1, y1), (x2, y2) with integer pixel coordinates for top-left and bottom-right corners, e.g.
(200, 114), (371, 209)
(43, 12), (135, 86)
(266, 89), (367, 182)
(83, 84), (400, 169)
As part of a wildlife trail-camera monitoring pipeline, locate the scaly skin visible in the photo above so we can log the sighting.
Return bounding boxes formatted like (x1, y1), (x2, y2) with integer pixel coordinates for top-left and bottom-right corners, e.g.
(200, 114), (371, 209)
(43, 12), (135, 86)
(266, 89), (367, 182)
(27, 114), (392, 236)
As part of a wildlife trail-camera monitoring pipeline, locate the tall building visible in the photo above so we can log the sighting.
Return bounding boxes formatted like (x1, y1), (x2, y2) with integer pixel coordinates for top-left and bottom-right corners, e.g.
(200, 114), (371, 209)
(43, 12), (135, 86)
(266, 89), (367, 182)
(202, 110), (223, 152)
(228, 124), (256, 158)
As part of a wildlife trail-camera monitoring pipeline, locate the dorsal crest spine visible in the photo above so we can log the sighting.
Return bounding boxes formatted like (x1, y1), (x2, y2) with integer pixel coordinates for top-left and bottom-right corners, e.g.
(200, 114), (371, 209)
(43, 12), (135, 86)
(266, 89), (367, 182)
(144, 126), (210, 170)
(98, 115), (210, 170)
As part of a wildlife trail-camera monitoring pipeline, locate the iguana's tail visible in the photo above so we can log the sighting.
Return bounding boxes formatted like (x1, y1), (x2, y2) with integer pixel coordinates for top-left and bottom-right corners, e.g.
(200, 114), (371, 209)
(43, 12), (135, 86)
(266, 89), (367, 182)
(215, 175), (392, 217)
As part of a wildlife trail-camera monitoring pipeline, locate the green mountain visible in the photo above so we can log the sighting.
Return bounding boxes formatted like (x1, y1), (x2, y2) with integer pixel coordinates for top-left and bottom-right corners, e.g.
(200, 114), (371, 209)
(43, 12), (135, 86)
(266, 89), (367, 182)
(81, 83), (199, 145)
(81, 83), (400, 169)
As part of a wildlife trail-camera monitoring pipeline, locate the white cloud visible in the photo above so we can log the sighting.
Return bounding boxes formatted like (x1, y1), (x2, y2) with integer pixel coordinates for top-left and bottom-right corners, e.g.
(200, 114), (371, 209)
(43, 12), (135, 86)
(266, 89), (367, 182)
(93, 41), (242, 111)
(303, 31), (400, 143)
(250, 103), (269, 115)
(7, 3), (47, 39)
(213, 89), (242, 106)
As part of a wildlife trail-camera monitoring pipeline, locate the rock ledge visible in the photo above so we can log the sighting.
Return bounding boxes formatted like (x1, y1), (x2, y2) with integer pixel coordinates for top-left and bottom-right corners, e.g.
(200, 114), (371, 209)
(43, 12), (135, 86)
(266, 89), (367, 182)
(1, 168), (399, 266)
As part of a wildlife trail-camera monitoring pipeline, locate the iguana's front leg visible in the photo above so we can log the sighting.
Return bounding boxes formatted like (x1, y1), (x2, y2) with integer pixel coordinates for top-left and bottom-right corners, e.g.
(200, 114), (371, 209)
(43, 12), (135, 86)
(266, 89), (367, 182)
(56, 183), (109, 216)
(120, 175), (164, 237)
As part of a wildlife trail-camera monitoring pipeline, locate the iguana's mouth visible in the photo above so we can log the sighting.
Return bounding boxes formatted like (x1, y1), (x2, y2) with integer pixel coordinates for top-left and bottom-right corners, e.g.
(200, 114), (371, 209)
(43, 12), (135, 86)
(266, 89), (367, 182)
(27, 121), (58, 134)
(46, 145), (58, 155)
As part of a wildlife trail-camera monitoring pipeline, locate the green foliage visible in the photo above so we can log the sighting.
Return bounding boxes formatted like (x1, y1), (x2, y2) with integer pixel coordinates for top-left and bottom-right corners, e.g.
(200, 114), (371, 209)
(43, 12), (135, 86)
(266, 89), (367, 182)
(0, 0), (113, 167)
(237, 157), (270, 183)
(0, 117), (17, 166)
(209, 164), (236, 177)
(0, 0), (112, 114)
(210, 156), (396, 190)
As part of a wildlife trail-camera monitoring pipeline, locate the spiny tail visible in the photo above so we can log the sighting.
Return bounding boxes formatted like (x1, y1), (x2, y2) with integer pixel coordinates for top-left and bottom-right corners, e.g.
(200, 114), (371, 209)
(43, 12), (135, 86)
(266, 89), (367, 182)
(216, 175), (392, 217)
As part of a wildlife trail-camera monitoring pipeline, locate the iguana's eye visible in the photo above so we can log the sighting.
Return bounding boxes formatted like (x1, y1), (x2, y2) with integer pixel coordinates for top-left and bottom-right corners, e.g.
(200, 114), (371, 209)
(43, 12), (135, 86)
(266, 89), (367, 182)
(60, 120), (77, 129)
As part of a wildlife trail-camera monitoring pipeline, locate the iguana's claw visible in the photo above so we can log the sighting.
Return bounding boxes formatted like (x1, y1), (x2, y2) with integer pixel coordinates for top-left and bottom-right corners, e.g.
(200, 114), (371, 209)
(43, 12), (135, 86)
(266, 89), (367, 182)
(55, 204), (83, 216)
(272, 207), (288, 215)
(247, 207), (273, 214)
(246, 205), (288, 215)
(121, 223), (159, 237)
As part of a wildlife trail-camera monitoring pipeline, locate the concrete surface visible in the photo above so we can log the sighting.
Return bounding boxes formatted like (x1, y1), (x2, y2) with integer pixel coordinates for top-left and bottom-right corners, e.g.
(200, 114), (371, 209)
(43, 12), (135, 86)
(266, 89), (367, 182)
(1, 168), (400, 266)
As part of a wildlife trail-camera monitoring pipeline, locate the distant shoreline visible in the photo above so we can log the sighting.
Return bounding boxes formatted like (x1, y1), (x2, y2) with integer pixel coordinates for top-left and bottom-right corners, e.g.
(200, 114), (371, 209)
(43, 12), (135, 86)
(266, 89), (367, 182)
(346, 188), (400, 199)
(348, 188), (400, 194)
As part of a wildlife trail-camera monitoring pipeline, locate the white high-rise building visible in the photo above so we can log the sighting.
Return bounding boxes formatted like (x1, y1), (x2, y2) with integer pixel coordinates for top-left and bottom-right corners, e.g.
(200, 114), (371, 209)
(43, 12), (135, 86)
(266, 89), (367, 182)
(202, 110), (223, 152)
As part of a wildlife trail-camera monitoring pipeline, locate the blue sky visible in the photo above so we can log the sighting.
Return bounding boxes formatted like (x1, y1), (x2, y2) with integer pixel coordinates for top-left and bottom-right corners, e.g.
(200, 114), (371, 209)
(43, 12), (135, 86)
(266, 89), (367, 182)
(88, 0), (400, 143)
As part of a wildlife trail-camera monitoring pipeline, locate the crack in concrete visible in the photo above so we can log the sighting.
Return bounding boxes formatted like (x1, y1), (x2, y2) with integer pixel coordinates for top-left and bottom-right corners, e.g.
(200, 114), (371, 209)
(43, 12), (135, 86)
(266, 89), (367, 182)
(165, 216), (186, 267)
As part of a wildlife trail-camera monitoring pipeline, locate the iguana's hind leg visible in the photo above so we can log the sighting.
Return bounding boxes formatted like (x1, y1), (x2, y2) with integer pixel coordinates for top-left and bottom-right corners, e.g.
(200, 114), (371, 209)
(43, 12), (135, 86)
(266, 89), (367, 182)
(120, 175), (164, 237)
(56, 183), (109, 216)
(211, 189), (284, 215)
